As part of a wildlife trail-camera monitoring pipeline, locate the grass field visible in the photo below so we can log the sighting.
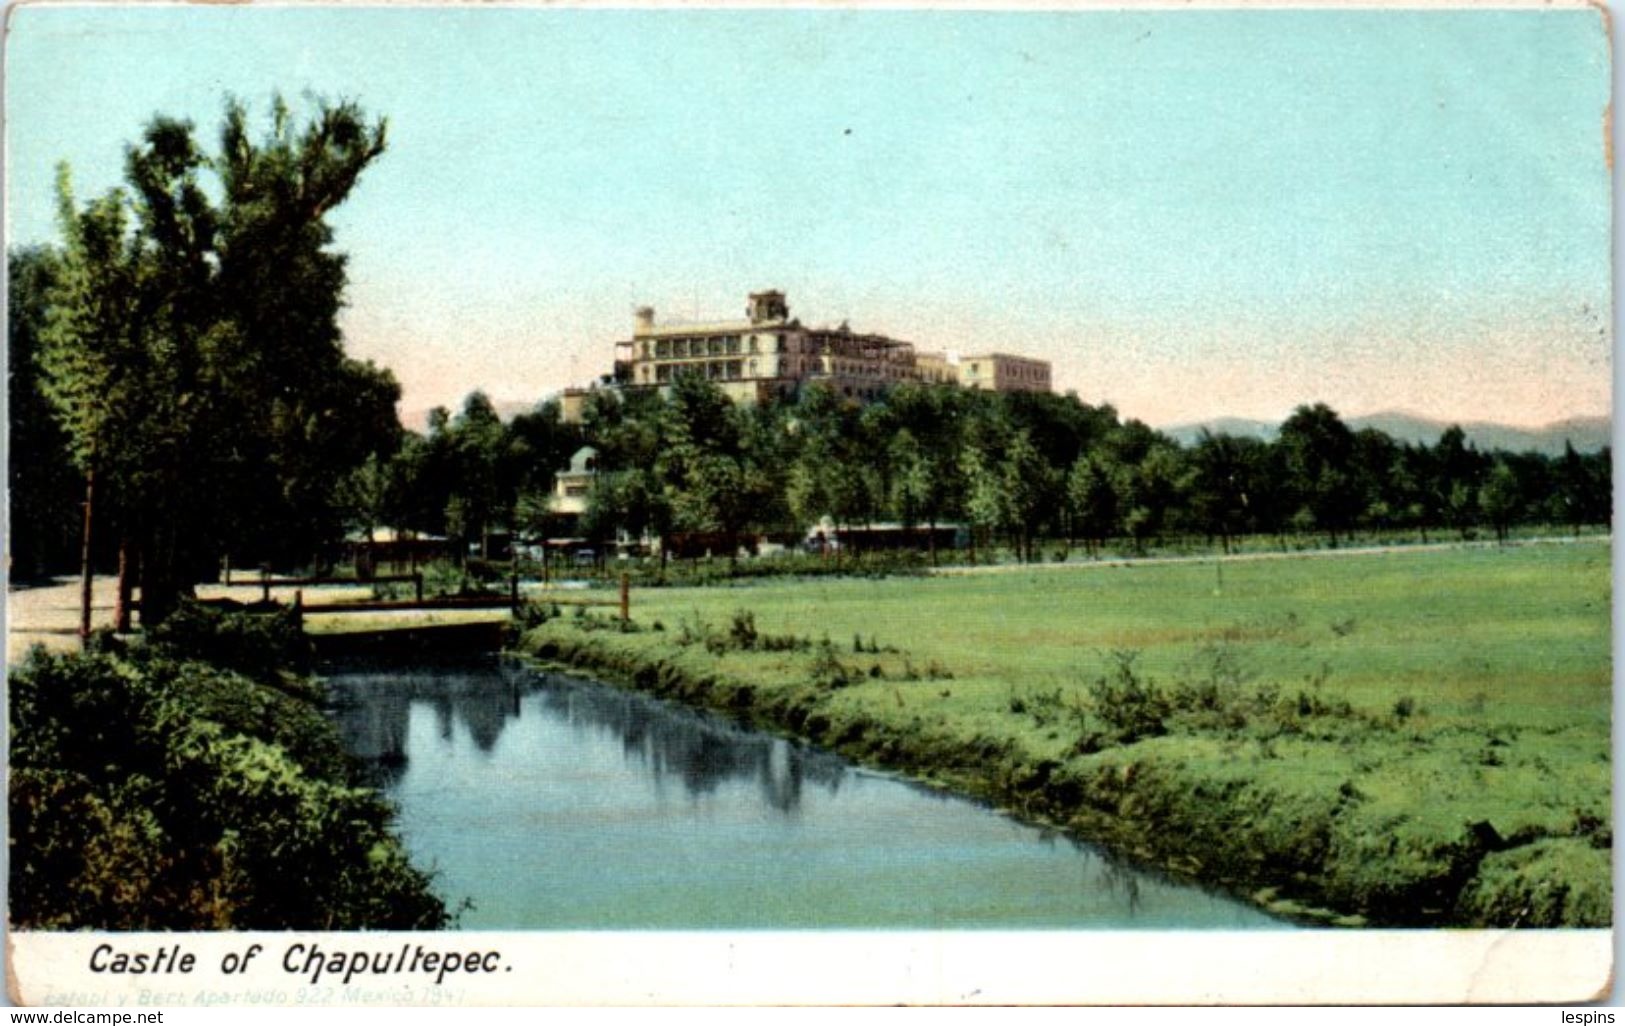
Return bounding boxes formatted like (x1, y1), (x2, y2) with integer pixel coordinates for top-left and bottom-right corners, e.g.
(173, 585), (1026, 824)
(518, 540), (1611, 926)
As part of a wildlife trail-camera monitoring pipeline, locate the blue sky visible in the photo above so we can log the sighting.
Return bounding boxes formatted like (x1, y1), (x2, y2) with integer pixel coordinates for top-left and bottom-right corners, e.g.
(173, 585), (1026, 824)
(6, 6), (1611, 428)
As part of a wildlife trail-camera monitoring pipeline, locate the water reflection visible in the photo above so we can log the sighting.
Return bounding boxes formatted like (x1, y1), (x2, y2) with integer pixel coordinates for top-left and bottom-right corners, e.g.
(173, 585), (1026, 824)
(534, 679), (849, 814)
(322, 657), (1285, 930)
(326, 657), (846, 814)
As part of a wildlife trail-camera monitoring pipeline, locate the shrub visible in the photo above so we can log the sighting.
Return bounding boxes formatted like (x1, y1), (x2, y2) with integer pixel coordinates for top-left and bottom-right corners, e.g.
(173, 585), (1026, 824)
(515, 600), (562, 629)
(811, 638), (853, 689)
(730, 610), (760, 650)
(146, 600), (312, 685)
(8, 647), (447, 931)
(1086, 651), (1171, 744)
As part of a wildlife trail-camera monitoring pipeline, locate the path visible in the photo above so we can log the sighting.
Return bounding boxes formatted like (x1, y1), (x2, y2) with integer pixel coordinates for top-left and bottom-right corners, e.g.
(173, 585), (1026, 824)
(4, 575), (585, 663)
(929, 533), (1609, 576)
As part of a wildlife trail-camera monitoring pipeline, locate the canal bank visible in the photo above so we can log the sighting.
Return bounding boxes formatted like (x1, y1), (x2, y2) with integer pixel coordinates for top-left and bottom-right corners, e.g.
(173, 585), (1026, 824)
(509, 615), (1609, 929)
(323, 654), (1281, 930)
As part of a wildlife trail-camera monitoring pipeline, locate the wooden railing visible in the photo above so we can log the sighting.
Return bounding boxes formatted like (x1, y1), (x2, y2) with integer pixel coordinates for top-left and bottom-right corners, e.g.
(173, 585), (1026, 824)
(287, 573), (631, 626)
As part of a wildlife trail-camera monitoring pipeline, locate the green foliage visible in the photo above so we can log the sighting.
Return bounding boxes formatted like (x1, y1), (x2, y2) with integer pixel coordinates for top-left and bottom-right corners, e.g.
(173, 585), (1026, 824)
(7, 248), (83, 579)
(35, 95), (396, 619)
(729, 610), (760, 650)
(515, 599), (564, 629)
(1086, 652), (1172, 744)
(809, 638), (855, 689)
(1455, 838), (1613, 927)
(145, 600), (314, 686)
(8, 645), (446, 930)
(668, 610), (811, 654)
(550, 384), (1608, 574)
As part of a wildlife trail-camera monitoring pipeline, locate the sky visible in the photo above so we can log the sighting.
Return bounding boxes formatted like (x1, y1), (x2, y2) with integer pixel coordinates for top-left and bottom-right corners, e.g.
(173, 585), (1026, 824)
(5, 5), (1612, 430)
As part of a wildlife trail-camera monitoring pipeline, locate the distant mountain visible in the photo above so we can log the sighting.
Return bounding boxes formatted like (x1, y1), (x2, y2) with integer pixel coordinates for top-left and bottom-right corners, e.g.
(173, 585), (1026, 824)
(1159, 418), (1279, 446)
(1349, 412), (1611, 456)
(1161, 411), (1611, 456)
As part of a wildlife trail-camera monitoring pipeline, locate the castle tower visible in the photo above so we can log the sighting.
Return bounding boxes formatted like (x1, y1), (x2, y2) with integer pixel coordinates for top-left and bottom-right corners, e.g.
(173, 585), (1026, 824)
(747, 290), (789, 325)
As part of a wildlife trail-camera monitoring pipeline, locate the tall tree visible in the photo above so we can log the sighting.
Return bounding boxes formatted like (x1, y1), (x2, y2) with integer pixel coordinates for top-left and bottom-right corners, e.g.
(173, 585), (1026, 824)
(1065, 454), (1119, 557)
(1478, 459), (1522, 543)
(1278, 403), (1358, 547)
(1554, 440), (1610, 533)
(39, 96), (393, 625)
(38, 171), (149, 635)
(878, 382), (967, 563)
(582, 389), (674, 568)
(660, 375), (775, 565)
(1190, 430), (1265, 554)
(7, 247), (83, 581)
(786, 384), (871, 545)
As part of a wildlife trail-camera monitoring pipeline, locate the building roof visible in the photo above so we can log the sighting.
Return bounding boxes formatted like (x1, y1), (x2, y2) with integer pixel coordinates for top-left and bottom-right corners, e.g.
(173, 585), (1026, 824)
(961, 352), (1050, 364)
(564, 446), (598, 474)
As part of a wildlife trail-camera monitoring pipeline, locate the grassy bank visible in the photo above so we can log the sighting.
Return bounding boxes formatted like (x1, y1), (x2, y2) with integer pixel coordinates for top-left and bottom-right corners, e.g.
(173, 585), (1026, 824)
(514, 540), (1611, 927)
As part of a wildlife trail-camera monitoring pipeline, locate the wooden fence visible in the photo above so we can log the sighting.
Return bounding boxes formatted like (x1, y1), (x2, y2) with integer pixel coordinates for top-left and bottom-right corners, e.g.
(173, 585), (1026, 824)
(287, 573), (632, 626)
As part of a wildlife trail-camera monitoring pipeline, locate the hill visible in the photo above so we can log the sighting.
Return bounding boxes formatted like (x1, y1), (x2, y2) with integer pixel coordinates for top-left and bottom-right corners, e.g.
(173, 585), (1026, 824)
(1162, 411), (1610, 456)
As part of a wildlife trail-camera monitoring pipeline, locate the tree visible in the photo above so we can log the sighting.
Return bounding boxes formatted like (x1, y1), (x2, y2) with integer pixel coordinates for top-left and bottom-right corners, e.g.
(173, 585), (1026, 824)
(336, 452), (393, 577)
(1350, 428), (1403, 535)
(7, 247), (83, 581)
(1554, 441), (1610, 533)
(659, 375), (776, 566)
(1277, 403), (1358, 546)
(1189, 430), (1265, 554)
(506, 399), (582, 544)
(1432, 426), (1488, 541)
(1478, 460), (1521, 543)
(883, 383), (968, 563)
(439, 392), (507, 560)
(580, 389), (674, 569)
(39, 96), (393, 625)
(38, 169), (149, 634)
(786, 384), (872, 550)
(1064, 454), (1118, 556)
(1116, 442), (1189, 554)
(1001, 428), (1055, 562)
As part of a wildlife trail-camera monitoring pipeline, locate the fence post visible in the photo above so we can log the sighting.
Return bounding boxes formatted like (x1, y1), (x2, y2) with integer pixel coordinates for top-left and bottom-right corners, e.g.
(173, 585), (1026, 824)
(261, 566), (271, 604)
(292, 589), (304, 630)
(510, 573), (520, 613)
(415, 571), (424, 603)
(619, 572), (630, 623)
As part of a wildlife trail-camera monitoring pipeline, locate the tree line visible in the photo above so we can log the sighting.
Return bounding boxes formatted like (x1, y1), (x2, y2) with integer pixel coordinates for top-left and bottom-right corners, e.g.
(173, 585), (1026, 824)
(11, 100), (1611, 618)
(301, 374), (1612, 573)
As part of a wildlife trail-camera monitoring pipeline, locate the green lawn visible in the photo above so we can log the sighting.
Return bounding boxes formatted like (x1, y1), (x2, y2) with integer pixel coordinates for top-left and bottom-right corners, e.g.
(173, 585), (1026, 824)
(522, 539), (1611, 925)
